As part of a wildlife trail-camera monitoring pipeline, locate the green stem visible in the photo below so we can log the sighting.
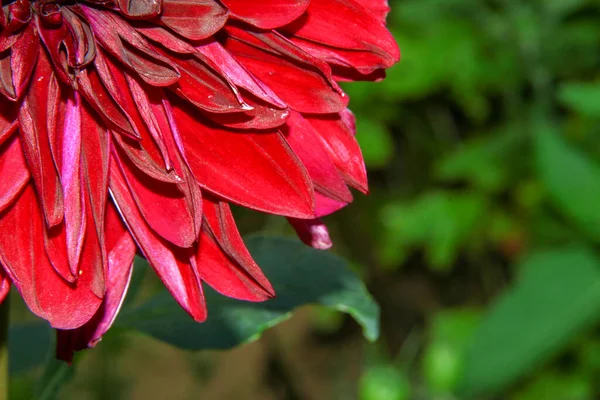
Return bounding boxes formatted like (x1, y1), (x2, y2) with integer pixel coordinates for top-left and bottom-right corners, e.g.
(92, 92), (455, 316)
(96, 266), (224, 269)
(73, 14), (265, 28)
(0, 295), (9, 400)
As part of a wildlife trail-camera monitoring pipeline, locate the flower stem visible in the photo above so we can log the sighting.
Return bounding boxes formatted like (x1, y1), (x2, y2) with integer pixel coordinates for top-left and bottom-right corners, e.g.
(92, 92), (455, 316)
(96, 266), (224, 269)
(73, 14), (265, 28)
(0, 295), (9, 400)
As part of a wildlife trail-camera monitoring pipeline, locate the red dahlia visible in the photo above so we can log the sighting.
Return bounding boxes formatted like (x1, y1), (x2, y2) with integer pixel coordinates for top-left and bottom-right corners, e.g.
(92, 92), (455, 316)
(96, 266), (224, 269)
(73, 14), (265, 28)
(0, 0), (399, 359)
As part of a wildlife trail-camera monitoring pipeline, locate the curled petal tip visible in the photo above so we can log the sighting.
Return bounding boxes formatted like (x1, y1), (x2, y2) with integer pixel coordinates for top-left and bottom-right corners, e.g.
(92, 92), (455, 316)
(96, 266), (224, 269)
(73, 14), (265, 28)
(288, 217), (333, 250)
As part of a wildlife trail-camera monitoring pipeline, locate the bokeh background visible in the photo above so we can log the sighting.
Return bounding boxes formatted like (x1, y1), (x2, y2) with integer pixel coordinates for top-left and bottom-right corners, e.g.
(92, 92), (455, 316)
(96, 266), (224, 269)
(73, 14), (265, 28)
(9, 0), (600, 399)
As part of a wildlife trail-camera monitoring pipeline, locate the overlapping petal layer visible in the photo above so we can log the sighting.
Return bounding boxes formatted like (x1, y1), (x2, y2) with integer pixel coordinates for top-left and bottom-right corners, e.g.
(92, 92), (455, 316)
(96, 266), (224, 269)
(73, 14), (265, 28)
(0, 0), (399, 360)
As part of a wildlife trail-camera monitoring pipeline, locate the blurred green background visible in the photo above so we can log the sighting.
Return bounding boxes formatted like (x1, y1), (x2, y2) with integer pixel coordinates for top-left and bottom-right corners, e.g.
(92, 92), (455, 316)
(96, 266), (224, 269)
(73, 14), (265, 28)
(10, 0), (600, 398)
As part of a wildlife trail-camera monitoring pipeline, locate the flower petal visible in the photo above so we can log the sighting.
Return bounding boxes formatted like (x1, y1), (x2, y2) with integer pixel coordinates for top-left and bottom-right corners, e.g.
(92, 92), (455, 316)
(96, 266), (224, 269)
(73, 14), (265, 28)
(0, 185), (102, 329)
(160, 0), (228, 41)
(223, 0), (309, 29)
(197, 197), (274, 301)
(0, 134), (29, 214)
(110, 161), (207, 322)
(287, 217), (333, 250)
(18, 52), (64, 228)
(170, 99), (315, 219)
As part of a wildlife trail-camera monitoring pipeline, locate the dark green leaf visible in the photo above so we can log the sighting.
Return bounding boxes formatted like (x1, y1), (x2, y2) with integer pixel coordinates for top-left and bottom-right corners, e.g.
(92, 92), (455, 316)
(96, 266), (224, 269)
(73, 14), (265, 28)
(34, 357), (74, 400)
(116, 236), (379, 349)
(460, 246), (600, 396)
(9, 322), (51, 374)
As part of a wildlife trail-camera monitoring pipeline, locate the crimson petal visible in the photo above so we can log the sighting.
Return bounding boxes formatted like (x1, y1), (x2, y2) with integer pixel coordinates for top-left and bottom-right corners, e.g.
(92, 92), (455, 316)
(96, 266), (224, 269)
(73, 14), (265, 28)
(223, 0), (309, 29)
(0, 134), (29, 213)
(197, 198), (274, 301)
(0, 186), (102, 329)
(170, 99), (315, 218)
(110, 161), (207, 321)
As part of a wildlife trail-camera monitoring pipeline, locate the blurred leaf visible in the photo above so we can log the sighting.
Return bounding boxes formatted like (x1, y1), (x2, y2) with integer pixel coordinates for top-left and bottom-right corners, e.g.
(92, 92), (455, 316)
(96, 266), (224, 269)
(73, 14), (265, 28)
(34, 357), (74, 400)
(423, 309), (482, 394)
(359, 365), (411, 400)
(355, 118), (395, 169)
(460, 246), (600, 396)
(116, 236), (379, 349)
(558, 82), (600, 117)
(423, 341), (463, 395)
(437, 129), (521, 192)
(381, 192), (487, 271)
(536, 122), (600, 240)
(512, 370), (593, 400)
(9, 322), (51, 374)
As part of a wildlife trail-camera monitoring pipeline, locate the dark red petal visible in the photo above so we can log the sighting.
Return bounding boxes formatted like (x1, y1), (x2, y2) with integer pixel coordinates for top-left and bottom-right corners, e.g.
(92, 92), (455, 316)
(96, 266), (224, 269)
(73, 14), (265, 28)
(224, 27), (347, 114)
(196, 40), (287, 109)
(284, 111), (352, 203)
(81, 6), (180, 87)
(0, 97), (17, 145)
(314, 191), (347, 217)
(287, 217), (333, 250)
(283, 0), (399, 72)
(56, 205), (136, 363)
(353, 0), (390, 23)
(0, 185), (102, 329)
(160, 0), (228, 41)
(76, 65), (140, 139)
(58, 93), (87, 277)
(205, 92), (290, 130)
(170, 99), (315, 219)
(197, 198), (274, 301)
(18, 52), (64, 227)
(61, 7), (96, 68)
(81, 106), (110, 249)
(306, 112), (368, 193)
(109, 162), (207, 322)
(0, 267), (9, 304)
(113, 145), (199, 249)
(223, 0), (309, 29)
(165, 53), (247, 114)
(0, 24), (38, 101)
(0, 134), (28, 213)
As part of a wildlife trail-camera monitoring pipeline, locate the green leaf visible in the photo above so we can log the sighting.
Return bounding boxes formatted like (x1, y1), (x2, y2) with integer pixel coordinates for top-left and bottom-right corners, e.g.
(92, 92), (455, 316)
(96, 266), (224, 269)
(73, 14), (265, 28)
(380, 192), (487, 271)
(355, 118), (395, 169)
(558, 82), (600, 118)
(535, 122), (600, 240)
(116, 236), (379, 349)
(460, 246), (600, 396)
(9, 322), (51, 374)
(34, 357), (74, 400)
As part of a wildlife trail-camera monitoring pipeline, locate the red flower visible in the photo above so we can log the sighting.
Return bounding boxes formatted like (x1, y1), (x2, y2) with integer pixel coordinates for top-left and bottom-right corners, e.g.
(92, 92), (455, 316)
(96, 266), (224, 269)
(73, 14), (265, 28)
(0, 0), (399, 360)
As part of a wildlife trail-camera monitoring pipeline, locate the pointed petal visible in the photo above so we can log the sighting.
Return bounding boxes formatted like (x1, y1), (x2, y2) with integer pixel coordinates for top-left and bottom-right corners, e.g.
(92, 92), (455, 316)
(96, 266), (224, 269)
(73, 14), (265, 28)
(18, 52), (64, 227)
(306, 112), (368, 193)
(56, 205), (136, 363)
(110, 162), (207, 322)
(170, 99), (315, 218)
(283, 0), (399, 72)
(0, 97), (17, 145)
(197, 198), (274, 301)
(161, 0), (228, 41)
(224, 27), (347, 114)
(223, 0), (309, 29)
(314, 191), (347, 217)
(0, 134), (29, 213)
(284, 111), (352, 203)
(82, 6), (180, 87)
(0, 185), (102, 329)
(0, 24), (38, 101)
(59, 92), (87, 277)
